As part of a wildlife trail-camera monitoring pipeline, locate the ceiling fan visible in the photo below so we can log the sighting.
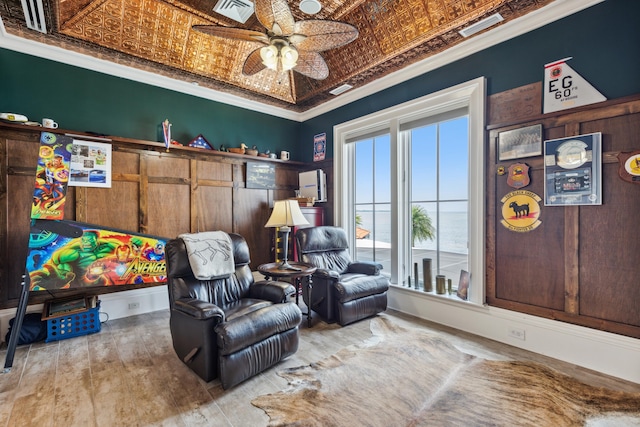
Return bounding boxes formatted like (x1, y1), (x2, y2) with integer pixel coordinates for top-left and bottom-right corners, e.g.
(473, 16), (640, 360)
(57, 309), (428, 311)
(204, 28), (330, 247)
(193, 0), (359, 80)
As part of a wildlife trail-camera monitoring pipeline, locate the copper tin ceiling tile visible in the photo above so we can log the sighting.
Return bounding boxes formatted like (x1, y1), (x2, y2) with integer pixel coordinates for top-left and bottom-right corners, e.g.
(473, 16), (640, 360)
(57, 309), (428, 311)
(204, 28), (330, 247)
(1, 0), (556, 110)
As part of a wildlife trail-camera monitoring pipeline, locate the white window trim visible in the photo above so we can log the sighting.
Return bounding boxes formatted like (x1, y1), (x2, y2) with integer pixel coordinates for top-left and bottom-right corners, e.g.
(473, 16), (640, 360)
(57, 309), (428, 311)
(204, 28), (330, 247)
(334, 77), (486, 305)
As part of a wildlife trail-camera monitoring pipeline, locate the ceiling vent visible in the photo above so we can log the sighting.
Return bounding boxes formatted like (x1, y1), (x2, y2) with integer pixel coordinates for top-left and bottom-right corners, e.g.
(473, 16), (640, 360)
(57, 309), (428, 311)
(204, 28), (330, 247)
(459, 13), (503, 38)
(213, 0), (254, 24)
(330, 84), (353, 96)
(21, 0), (47, 33)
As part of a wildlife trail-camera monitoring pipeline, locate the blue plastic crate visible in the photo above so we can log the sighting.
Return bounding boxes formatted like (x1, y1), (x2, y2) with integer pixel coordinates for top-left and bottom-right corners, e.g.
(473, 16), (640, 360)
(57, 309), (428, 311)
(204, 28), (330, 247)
(46, 302), (101, 342)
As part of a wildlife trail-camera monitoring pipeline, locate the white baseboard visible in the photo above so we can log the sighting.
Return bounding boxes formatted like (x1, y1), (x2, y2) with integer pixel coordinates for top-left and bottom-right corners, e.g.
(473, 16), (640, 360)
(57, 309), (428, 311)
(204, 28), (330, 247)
(0, 286), (169, 346)
(388, 286), (640, 384)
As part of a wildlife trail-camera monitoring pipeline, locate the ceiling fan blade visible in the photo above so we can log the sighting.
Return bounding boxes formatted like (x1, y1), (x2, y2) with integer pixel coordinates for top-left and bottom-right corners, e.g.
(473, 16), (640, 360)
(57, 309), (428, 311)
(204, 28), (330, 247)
(294, 50), (329, 80)
(292, 20), (359, 52)
(255, 0), (295, 35)
(243, 48), (267, 75)
(192, 25), (268, 44)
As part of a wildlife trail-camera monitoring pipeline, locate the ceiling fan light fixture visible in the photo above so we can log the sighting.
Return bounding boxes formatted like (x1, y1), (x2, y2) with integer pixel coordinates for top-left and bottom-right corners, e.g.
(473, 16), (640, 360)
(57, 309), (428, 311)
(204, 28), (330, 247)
(299, 0), (322, 15)
(280, 46), (299, 71)
(260, 45), (279, 70)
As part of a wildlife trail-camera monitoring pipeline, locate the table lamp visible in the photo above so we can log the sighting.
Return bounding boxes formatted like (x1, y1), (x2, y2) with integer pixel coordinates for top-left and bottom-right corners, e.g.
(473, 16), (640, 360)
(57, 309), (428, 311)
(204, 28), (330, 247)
(265, 200), (309, 269)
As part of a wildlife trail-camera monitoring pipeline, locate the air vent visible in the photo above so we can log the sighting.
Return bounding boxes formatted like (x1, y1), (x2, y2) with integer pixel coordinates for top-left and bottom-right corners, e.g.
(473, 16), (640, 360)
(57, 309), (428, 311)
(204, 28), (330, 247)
(213, 0), (254, 24)
(458, 13), (503, 38)
(330, 84), (353, 96)
(21, 0), (47, 33)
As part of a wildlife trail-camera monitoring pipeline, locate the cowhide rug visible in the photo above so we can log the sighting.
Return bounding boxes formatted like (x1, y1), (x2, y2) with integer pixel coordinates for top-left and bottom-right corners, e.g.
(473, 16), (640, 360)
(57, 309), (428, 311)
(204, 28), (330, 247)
(252, 317), (640, 427)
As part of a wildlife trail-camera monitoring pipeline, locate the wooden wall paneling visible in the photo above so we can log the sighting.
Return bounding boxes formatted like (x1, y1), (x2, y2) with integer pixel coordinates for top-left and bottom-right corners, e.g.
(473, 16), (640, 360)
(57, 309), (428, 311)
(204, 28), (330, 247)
(486, 94), (640, 338)
(562, 123), (581, 315)
(233, 187), (271, 268)
(146, 180), (191, 239)
(493, 164), (565, 310)
(576, 112), (640, 328)
(197, 186), (233, 232)
(4, 135), (41, 305)
(139, 154), (149, 234)
(485, 132), (498, 302)
(196, 158), (234, 233)
(578, 164), (640, 327)
(563, 206), (580, 314)
(84, 182), (139, 231)
(190, 159), (197, 232)
(0, 136), (6, 305)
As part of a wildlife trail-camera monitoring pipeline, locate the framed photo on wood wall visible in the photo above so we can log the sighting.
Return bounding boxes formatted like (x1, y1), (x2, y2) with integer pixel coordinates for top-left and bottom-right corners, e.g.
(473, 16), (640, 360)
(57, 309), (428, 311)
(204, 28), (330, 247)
(498, 124), (542, 161)
(543, 132), (602, 206)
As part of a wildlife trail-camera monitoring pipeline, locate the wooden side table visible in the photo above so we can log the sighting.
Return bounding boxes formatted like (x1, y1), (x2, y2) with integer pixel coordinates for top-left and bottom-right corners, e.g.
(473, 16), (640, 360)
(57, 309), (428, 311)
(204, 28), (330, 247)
(258, 262), (316, 327)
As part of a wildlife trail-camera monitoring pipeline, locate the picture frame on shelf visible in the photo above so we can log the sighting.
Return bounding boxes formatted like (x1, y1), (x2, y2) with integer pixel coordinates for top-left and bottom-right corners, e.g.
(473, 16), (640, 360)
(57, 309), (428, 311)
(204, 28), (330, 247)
(42, 296), (90, 320)
(456, 270), (469, 301)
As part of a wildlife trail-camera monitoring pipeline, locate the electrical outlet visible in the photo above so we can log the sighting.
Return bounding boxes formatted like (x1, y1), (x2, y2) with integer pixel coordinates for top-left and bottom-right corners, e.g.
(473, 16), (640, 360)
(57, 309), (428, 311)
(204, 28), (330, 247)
(508, 327), (526, 340)
(128, 302), (140, 310)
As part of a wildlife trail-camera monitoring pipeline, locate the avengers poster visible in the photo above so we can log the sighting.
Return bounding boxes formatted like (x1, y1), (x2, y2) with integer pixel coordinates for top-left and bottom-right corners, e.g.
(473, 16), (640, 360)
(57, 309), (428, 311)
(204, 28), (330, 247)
(27, 220), (167, 291)
(31, 132), (73, 220)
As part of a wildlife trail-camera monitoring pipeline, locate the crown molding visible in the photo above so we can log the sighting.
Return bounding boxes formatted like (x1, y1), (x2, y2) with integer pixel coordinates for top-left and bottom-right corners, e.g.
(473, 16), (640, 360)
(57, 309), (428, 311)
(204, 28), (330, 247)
(299, 0), (605, 121)
(1, 0), (604, 123)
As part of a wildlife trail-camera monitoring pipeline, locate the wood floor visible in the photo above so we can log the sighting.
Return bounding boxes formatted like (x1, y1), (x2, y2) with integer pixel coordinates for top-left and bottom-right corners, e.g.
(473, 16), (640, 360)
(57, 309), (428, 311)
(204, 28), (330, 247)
(1, 307), (639, 427)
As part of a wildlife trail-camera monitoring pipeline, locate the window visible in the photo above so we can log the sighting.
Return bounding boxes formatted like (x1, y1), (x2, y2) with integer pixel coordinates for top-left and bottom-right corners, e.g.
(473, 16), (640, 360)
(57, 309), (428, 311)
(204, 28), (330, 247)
(335, 78), (485, 305)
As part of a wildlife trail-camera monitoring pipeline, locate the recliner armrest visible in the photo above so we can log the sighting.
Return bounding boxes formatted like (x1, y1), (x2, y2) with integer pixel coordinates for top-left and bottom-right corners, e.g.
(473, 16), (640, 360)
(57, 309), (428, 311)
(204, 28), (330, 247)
(249, 280), (296, 303)
(314, 268), (341, 280)
(174, 298), (224, 321)
(346, 261), (382, 276)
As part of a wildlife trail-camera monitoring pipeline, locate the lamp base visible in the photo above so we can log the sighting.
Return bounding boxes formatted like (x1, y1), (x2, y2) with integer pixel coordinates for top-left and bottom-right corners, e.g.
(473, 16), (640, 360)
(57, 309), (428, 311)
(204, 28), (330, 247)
(277, 261), (301, 271)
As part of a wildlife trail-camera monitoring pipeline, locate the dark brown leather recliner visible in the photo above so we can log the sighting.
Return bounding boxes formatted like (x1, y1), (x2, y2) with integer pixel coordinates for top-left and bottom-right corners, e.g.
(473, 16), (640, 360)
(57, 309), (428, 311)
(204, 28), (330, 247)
(166, 233), (302, 389)
(295, 226), (389, 326)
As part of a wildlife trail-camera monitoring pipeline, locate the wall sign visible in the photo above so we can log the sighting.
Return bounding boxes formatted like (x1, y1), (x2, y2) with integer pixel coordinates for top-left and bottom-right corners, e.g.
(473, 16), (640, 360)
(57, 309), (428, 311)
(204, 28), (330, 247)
(507, 163), (531, 189)
(543, 57), (606, 114)
(617, 151), (640, 184)
(314, 133), (326, 162)
(246, 162), (276, 189)
(500, 190), (542, 232)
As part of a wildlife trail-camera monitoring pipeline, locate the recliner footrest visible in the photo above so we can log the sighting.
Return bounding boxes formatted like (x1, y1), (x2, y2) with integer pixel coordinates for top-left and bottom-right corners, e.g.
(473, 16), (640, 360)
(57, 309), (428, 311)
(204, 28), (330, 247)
(334, 274), (389, 303)
(215, 303), (302, 355)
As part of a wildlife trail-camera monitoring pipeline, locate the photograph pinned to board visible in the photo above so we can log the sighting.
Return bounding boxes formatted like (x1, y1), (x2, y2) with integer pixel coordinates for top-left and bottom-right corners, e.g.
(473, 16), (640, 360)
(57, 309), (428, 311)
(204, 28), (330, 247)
(498, 124), (542, 161)
(544, 132), (601, 206)
(68, 140), (112, 188)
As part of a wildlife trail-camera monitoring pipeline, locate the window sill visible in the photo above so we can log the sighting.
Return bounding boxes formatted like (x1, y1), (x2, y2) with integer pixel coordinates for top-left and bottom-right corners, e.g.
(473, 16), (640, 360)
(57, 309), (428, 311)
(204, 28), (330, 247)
(389, 283), (487, 311)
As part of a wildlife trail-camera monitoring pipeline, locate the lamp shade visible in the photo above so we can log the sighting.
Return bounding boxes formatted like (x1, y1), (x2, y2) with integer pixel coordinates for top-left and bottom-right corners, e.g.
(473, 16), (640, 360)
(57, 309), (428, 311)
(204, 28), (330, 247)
(265, 200), (310, 228)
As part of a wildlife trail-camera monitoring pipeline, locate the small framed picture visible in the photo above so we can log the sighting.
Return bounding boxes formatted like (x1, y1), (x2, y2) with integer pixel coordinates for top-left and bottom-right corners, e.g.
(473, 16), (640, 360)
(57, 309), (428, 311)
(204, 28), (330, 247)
(43, 296), (89, 320)
(456, 270), (469, 301)
(498, 124), (543, 161)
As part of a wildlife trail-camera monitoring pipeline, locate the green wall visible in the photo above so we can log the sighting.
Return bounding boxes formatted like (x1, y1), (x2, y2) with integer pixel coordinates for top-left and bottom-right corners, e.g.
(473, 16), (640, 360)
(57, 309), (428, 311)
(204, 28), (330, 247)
(0, 50), (300, 159)
(300, 0), (640, 160)
(2, 1), (638, 163)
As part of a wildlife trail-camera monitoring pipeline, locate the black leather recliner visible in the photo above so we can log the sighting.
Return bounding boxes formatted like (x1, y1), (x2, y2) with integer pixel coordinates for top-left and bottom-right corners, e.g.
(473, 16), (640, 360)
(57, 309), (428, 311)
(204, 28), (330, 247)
(295, 226), (389, 326)
(165, 233), (302, 389)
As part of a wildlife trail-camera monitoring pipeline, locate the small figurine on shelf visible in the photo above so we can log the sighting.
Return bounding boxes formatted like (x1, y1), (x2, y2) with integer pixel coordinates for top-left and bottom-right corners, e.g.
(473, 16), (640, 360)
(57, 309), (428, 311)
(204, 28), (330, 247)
(228, 143), (246, 154)
(245, 144), (259, 156)
(162, 119), (171, 152)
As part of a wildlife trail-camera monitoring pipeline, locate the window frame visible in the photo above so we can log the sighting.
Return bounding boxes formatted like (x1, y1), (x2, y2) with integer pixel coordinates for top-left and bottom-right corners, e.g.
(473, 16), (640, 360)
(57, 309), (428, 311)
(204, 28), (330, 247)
(334, 77), (486, 305)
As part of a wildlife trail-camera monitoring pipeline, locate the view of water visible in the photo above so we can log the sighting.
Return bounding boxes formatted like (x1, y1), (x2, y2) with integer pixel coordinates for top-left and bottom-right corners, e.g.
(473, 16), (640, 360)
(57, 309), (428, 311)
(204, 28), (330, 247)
(356, 210), (468, 255)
